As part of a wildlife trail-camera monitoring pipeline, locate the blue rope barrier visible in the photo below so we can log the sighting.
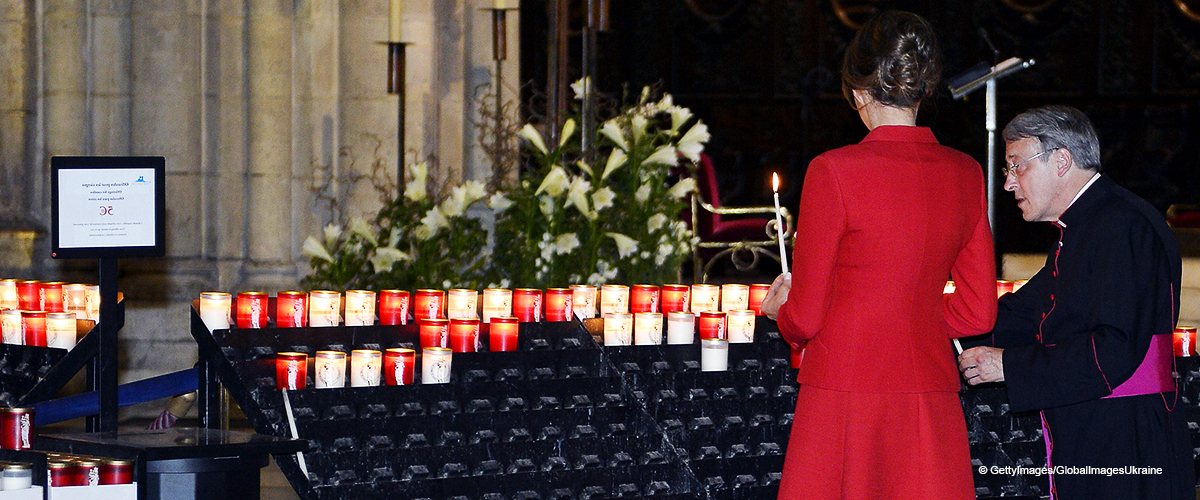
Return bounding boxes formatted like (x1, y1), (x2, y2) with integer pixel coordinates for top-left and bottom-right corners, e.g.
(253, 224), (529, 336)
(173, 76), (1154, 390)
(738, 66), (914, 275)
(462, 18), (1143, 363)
(33, 368), (199, 426)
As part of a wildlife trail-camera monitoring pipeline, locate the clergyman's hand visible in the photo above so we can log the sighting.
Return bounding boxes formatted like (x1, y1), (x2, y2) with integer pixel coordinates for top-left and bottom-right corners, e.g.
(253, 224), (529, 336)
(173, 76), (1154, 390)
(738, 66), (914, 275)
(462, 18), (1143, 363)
(958, 346), (1004, 385)
(760, 273), (791, 321)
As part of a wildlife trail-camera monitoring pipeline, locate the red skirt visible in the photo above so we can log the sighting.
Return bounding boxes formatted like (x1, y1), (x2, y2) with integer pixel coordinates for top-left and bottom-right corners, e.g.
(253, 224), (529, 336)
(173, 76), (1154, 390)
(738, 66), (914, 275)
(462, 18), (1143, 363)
(776, 385), (975, 500)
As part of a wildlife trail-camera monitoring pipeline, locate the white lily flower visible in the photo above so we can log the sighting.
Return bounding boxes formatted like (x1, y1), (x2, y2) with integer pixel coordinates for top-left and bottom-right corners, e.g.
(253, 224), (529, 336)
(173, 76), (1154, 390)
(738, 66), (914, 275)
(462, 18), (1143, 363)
(441, 186), (470, 217)
(677, 122), (711, 162)
(647, 213), (669, 232)
(519, 124), (549, 155)
(420, 207), (450, 233)
(348, 217), (378, 246)
(575, 159), (594, 179)
(538, 195), (557, 219)
(301, 236), (336, 263)
(670, 106), (693, 133)
(570, 77), (592, 100)
(560, 118), (577, 148)
(488, 192), (513, 213)
(323, 224), (343, 247)
(413, 224), (434, 241)
(644, 145), (678, 166)
(564, 177), (592, 215)
(657, 94), (674, 113)
(631, 115), (649, 144)
(607, 232), (639, 258)
(591, 187), (616, 211)
(635, 184), (652, 203)
(666, 177), (697, 200)
(535, 166), (569, 196)
(600, 149), (627, 182)
(554, 233), (580, 255)
(404, 162), (429, 201)
(463, 180), (488, 205)
(601, 120), (628, 151)
(370, 247), (410, 273)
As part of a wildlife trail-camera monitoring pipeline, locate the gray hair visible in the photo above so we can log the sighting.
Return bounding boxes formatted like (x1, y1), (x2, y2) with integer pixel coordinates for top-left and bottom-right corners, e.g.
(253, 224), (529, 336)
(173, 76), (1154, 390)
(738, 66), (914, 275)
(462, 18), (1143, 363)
(1002, 105), (1102, 172)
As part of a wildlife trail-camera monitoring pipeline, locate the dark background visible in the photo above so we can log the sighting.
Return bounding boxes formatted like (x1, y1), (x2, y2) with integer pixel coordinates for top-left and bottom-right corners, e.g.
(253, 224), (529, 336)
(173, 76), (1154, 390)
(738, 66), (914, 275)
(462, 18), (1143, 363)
(520, 0), (1200, 256)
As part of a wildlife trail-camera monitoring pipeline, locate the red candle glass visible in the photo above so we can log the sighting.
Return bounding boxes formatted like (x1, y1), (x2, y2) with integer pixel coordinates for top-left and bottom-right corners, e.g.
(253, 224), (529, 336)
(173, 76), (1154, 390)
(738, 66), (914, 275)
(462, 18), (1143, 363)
(39, 282), (65, 313)
(275, 291), (308, 328)
(48, 461), (75, 487)
(236, 292), (269, 329)
(697, 311), (727, 340)
(414, 289), (444, 321)
(996, 280), (1014, 298)
(748, 284), (771, 315)
(100, 459), (134, 485)
(0, 407), (33, 450)
(275, 352), (308, 390)
(513, 289), (542, 322)
(383, 348), (416, 385)
(544, 288), (573, 322)
(15, 281), (38, 311)
(77, 460), (101, 486)
(1174, 327), (1197, 357)
(419, 318), (450, 349)
(449, 318), (480, 353)
(378, 289), (410, 326)
(489, 316), (519, 351)
(630, 285), (660, 313)
(661, 284), (690, 314)
(20, 311), (46, 347)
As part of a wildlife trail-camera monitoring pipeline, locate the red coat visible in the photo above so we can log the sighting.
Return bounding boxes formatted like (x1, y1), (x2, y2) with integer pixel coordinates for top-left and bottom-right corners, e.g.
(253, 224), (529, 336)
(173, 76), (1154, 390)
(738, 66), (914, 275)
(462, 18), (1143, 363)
(776, 126), (997, 500)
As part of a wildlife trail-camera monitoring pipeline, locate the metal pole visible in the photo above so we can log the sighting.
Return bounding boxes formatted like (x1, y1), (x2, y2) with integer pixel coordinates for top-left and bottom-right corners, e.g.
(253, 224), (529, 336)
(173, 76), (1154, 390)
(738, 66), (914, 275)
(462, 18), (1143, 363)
(388, 43), (408, 185)
(90, 257), (119, 432)
(986, 79), (1000, 274)
(580, 0), (597, 161)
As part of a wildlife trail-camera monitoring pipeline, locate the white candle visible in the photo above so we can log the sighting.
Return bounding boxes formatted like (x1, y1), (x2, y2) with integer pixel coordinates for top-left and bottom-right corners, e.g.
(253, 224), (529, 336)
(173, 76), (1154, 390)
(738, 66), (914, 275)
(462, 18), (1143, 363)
(389, 0), (403, 42)
(772, 172), (790, 274)
(701, 338), (729, 372)
(1, 310), (22, 345)
(350, 349), (381, 387)
(726, 309), (755, 343)
(720, 284), (749, 312)
(599, 284), (629, 315)
(447, 289), (478, 319)
(603, 312), (632, 346)
(344, 290), (376, 326)
(570, 285), (597, 319)
(634, 312), (663, 345)
(198, 292), (231, 331)
(422, 347), (453, 384)
(63, 284), (88, 319)
(690, 284), (719, 315)
(46, 312), (77, 350)
(314, 351), (346, 389)
(0, 280), (17, 310)
(85, 285), (100, 320)
(666, 311), (695, 345)
(481, 288), (512, 323)
(308, 290), (341, 327)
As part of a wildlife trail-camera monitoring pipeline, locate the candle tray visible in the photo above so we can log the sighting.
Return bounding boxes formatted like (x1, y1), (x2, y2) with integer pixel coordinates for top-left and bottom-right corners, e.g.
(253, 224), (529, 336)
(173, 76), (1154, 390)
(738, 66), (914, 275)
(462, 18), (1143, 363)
(0, 307), (116, 408)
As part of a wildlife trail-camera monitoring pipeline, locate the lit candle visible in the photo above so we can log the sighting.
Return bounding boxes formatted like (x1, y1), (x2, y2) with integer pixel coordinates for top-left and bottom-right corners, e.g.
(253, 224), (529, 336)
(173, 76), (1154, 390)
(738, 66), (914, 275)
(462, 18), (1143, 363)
(198, 292), (232, 331)
(350, 349), (382, 387)
(720, 284), (749, 312)
(544, 288), (573, 322)
(344, 290), (377, 326)
(378, 290), (410, 325)
(660, 284), (690, 314)
(570, 285), (597, 319)
(85, 285), (100, 321)
(15, 281), (38, 311)
(236, 292), (269, 329)
(38, 282), (64, 313)
(46, 312), (76, 350)
(313, 351), (346, 389)
(447, 289), (478, 319)
(943, 281), (956, 294)
(275, 291), (308, 328)
(421, 347), (453, 384)
(414, 289), (445, 321)
(0, 310), (21, 345)
(697, 311), (726, 340)
(449, 318), (480, 353)
(630, 285), (660, 313)
(20, 311), (46, 347)
(419, 318), (449, 349)
(383, 348), (416, 385)
(603, 312), (632, 346)
(63, 284), (88, 319)
(747, 284), (770, 316)
(308, 290), (341, 327)
(513, 288), (542, 322)
(772, 172), (789, 274)
(1013, 279), (1028, 292)
(666, 311), (695, 345)
(481, 288), (512, 323)
(0, 280), (16, 310)
(690, 284), (719, 315)
(726, 309), (755, 343)
(388, 0), (403, 42)
(275, 352), (308, 390)
(488, 316), (519, 351)
(1175, 327), (1197, 357)
(996, 280), (1014, 298)
(701, 338), (729, 372)
(634, 312), (663, 345)
(599, 284), (629, 315)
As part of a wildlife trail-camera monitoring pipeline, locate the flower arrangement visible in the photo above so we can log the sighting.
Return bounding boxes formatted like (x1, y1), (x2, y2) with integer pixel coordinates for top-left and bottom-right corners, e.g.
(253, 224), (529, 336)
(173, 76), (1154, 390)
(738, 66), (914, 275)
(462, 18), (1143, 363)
(302, 83), (707, 291)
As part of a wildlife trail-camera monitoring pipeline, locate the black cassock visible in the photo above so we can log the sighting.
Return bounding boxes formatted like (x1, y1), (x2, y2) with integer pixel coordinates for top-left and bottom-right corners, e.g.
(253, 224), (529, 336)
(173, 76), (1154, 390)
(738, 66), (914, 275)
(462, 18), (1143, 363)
(987, 175), (1194, 500)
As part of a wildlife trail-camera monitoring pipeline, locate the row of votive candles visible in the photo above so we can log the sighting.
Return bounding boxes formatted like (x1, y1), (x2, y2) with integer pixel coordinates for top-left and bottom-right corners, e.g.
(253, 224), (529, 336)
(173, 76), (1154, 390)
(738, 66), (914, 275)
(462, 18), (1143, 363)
(198, 283), (773, 331)
(45, 454), (133, 487)
(0, 280), (100, 320)
(276, 347), (452, 390)
(943, 279), (1030, 298)
(0, 310), (78, 349)
(600, 310), (755, 346)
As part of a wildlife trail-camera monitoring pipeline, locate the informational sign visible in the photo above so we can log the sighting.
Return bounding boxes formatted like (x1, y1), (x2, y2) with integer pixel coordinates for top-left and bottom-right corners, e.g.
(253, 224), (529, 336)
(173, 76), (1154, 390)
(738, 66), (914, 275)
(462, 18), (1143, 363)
(51, 156), (166, 259)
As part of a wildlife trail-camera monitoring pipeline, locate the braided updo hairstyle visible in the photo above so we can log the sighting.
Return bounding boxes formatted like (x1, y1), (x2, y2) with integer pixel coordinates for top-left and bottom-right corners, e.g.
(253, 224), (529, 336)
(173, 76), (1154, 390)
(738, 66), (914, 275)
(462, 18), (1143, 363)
(841, 11), (942, 110)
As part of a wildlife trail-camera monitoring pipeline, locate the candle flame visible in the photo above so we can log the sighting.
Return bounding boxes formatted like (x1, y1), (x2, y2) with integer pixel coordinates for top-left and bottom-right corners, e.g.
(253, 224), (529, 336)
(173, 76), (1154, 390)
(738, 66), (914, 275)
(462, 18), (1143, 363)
(772, 172), (780, 192)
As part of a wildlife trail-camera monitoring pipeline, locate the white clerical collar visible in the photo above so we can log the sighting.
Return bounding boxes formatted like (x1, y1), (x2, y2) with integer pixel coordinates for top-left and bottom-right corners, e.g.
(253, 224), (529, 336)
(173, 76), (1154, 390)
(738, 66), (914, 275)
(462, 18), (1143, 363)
(1055, 172), (1101, 228)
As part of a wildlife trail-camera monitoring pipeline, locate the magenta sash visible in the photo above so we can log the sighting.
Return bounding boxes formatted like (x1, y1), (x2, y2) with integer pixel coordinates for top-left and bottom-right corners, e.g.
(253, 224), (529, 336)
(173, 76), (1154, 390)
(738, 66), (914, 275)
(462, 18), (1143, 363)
(1102, 333), (1173, 398)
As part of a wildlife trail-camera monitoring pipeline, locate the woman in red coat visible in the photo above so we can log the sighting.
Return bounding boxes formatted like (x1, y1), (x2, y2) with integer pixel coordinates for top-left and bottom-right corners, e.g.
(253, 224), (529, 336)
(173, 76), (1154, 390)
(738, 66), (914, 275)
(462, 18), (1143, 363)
(761, 11), (997, 500)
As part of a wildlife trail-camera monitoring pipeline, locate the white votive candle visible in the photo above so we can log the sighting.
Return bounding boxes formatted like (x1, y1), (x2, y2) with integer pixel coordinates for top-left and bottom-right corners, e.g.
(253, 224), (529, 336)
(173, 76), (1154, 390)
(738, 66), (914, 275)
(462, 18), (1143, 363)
(314, 351), (346, 389)
(726, 309), (755, 343)
(350, 349), (381, 387)
(599, 284), (629, 315)
(422, 347), (453, 384)
(701, 338), (729, 372)
(570, 285), (597, 319)
(343, 290), (376, 326)
(1, 310), (22, 345)
(720, 284), (749, 312)
(198, 292), (232, 331)
(308, 290), (341, 327)
(634, 312), (663, 345)
(481, 288), (512, 324)
(46, 312), (77, 350)
(666, 311), (695, 345)
(603, 312), (633, 346)
(690, 284), (719, 315)
(447, 289), (478, 319)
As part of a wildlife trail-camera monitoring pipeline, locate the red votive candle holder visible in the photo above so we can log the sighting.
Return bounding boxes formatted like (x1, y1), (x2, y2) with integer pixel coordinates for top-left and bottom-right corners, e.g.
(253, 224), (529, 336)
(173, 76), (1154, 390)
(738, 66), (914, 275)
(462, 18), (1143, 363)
(631, 284), (660, 313)
(697, 311), (727, 340)
(661, 284), (690, 314)
(414, 289), (445, 321)
(378, 289), (410, 326)
(544, 288), (573, 322)
(47, 461), (74, 487)
(449, 318), (480, 353)
(275, 291), (308, 328)
(748, 284), (771, 315)
(996, 280), (1014, 298)
(419, 318), (449, 349)
(0, 407), (33, 450)
(1175, 326), (1197, 357)
(39, 282), (65, 313)
(275, 352), (308, 390)
(77, 460), (101, 486)
(100, 459), (134, 485)
(383, 348), (416, 385)
(15, 281), (39, 311)
(236, 292), (269, 329)
(20, 311), (46, 347)
(513, 288), (543, 322)
(489, 316), (519, 351)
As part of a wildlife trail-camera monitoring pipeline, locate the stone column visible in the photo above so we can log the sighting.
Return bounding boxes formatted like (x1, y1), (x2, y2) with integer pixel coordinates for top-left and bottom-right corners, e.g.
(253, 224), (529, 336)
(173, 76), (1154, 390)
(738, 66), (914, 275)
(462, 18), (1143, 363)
(245, 1), (293, 267)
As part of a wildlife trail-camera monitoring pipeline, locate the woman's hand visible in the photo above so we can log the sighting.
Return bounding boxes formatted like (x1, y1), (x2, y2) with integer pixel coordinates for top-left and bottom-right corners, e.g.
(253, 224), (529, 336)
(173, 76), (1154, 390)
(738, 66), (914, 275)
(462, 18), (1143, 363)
(760, 272), (792, 320)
